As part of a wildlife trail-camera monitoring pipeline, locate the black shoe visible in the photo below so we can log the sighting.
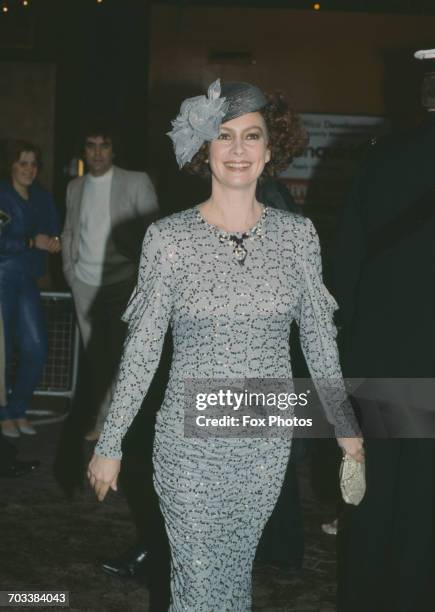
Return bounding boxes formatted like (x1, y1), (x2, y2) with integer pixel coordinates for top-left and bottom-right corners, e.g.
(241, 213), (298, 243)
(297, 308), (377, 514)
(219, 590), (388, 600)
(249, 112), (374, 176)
(0, 459), (40, 478)
(102, 545), (149, 580)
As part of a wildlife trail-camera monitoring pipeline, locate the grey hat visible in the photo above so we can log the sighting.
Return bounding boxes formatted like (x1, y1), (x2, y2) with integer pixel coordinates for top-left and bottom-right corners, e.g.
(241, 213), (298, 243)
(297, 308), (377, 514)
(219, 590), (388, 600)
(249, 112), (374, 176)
(221, 81), (268, 123)
(167, 79), (268, 168)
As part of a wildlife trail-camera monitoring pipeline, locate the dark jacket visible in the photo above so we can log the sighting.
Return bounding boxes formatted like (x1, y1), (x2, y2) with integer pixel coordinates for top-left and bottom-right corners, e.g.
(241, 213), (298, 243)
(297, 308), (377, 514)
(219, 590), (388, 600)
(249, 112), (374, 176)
(256, 177), (300, 214)
(333, 113), (435, 378)
(29, 182), (60, 277)
(0, 180), (59, 277)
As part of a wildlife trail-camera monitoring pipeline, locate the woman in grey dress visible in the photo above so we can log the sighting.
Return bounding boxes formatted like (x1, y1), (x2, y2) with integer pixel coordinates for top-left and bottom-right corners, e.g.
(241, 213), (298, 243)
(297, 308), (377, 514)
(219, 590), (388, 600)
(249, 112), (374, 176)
(88, 80), (363, 611)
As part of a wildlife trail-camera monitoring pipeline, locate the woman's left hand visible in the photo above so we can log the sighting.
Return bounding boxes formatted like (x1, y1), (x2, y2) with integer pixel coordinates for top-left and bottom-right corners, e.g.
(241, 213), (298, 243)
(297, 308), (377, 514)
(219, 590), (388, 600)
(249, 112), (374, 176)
(337, 436), (365, 463)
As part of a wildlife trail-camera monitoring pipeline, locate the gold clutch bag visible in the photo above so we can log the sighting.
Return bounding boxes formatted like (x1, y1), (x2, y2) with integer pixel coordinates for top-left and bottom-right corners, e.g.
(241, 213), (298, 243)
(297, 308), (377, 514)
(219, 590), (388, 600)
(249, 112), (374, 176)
(340, 454), (366, 505)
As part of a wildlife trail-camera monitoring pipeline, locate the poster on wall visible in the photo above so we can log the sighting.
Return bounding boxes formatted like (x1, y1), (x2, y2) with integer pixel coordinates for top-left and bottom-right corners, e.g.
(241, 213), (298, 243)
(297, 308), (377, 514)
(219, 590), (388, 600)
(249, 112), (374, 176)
(281, 113), (385, 260)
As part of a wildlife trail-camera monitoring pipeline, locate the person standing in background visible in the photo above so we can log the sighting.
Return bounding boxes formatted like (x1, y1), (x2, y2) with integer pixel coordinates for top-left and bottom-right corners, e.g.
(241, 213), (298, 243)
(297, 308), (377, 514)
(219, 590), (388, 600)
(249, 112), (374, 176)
(334, 50), (435, 612)
(61, 122), (158, 440)
(0, 140), (60, 438)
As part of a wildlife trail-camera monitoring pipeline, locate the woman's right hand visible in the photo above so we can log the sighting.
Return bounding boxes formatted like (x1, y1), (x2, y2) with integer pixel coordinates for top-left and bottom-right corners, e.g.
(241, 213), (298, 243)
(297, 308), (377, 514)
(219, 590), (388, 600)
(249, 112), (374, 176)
(87, 454), (121, 502)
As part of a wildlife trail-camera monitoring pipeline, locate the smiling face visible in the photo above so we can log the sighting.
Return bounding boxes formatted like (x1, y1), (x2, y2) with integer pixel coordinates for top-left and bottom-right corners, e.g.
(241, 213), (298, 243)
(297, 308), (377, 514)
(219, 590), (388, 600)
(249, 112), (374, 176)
(208, 112), (271, 190)
(84, 135), (114, 177)
(11, 151), (38, 191)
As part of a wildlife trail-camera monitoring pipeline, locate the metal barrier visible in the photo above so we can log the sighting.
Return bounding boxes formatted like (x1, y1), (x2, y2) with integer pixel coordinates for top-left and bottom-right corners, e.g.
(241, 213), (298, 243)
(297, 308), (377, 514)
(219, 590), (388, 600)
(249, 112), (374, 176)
(34, 291), (79, 399)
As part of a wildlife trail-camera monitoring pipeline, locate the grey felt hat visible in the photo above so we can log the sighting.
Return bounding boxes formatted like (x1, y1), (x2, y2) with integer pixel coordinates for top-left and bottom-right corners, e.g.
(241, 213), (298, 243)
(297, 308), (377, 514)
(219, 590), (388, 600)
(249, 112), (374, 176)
(220, 81), (268, 123)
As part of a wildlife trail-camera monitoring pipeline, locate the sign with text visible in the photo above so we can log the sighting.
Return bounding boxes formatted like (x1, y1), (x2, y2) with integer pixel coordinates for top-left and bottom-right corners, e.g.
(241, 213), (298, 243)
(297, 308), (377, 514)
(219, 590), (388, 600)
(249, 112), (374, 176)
(282, 112), (385, 204)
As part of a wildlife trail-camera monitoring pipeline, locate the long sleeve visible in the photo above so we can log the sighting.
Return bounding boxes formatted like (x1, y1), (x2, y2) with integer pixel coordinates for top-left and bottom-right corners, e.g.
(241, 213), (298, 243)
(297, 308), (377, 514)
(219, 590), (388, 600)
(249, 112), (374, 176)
(95, 222), (173, 459)
(297, 218), (360, 437)
(48, 193), (61, 236)
(112, 173), (159, 263)
(0, 226), (28, 254)
(26, 185), (61, 277)
(135, 173), (158, 217)
(0, 192), (31, 255)
(61, 183), (75, 286)
(35, 190), (61, 236)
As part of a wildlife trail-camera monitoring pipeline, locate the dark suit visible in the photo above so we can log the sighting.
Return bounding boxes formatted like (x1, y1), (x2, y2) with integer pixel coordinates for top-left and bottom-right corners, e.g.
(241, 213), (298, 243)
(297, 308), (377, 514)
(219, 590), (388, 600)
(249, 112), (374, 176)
(335, 116), (435, 380)
(334, 115), (435, 612)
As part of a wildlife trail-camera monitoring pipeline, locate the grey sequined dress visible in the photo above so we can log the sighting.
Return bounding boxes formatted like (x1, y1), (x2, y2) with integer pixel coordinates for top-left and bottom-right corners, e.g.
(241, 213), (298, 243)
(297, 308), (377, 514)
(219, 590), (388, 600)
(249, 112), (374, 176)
(95, 206), (351, 611)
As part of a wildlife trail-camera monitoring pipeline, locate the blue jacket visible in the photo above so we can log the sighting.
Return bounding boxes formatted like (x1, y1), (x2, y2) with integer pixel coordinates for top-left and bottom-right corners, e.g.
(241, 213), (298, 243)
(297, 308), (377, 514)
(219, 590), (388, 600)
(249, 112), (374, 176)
(0, 180), (60, 277)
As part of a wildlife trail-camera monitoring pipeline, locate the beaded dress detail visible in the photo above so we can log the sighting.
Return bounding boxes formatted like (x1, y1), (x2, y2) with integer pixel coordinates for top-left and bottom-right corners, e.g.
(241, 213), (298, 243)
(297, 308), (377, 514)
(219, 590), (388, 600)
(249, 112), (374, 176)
(95, 206), (356, 611)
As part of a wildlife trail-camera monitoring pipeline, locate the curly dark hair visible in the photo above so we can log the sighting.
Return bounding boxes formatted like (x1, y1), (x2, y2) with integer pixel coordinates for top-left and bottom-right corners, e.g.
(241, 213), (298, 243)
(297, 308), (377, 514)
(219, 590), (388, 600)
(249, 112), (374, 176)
(79, 117), (120, 155)
(184, 91), (308, 179)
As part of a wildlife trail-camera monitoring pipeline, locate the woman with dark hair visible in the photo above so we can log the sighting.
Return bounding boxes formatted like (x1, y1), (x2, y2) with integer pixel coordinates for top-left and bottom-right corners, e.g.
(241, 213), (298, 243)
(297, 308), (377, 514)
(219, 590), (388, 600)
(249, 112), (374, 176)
(0, 139), (60, 438)
(88, 80), (363, 610)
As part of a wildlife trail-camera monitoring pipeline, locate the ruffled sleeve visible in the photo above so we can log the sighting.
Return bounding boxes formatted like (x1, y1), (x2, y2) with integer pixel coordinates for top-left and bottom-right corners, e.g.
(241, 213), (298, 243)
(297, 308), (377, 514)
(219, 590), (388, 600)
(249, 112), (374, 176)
(297, 218), (360, 437)
(95, 222), (173, 459)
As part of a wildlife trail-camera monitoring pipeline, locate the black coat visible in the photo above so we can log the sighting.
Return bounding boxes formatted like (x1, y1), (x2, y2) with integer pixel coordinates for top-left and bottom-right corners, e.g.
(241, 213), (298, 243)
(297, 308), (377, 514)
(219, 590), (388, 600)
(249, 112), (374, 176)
(333, 113), (435, 378)
(256, 177), (300, 214)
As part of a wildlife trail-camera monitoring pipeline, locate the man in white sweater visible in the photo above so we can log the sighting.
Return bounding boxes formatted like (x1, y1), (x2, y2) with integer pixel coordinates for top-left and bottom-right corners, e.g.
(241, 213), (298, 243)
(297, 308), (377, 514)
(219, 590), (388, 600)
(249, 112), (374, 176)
(62, 124), (158, 439)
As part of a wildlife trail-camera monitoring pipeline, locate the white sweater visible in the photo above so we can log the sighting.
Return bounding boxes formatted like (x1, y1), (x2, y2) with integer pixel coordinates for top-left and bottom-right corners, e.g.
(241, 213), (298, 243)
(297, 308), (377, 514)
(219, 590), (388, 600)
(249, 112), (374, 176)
(74, 168), (113, 286)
